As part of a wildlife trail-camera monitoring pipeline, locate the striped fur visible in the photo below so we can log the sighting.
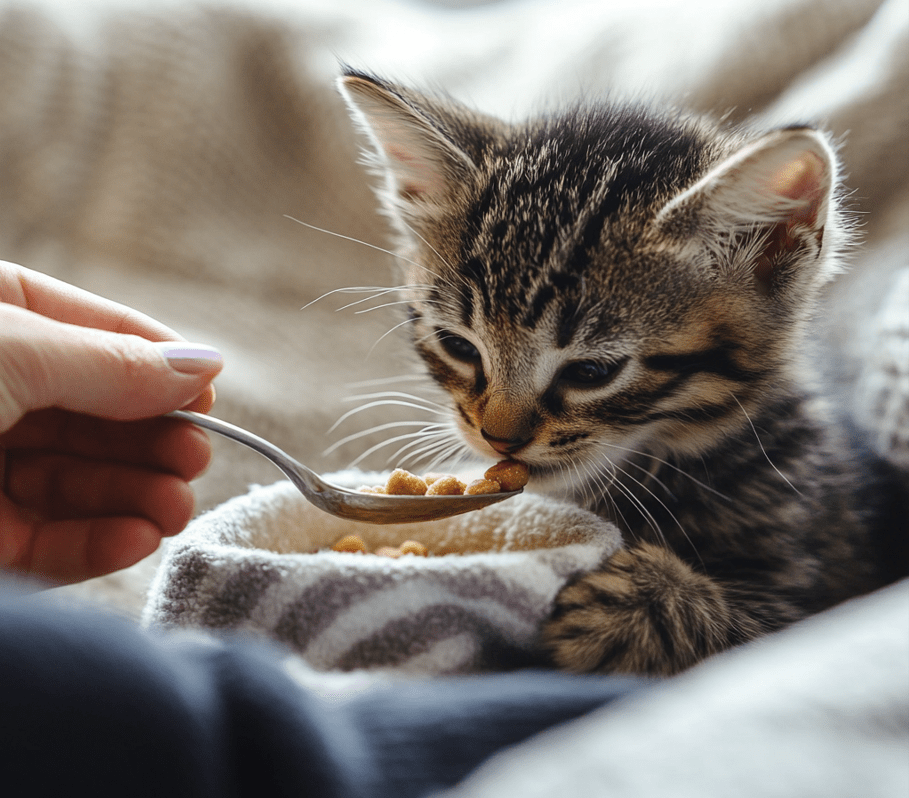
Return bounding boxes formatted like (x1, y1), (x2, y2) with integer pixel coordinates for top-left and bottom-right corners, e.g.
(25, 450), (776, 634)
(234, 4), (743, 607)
(339, 71), (907, 676)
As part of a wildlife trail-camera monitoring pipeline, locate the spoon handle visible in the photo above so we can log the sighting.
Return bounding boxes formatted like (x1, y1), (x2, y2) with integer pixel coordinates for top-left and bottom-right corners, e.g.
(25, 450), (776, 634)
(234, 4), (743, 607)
(166, 410), (324, 493)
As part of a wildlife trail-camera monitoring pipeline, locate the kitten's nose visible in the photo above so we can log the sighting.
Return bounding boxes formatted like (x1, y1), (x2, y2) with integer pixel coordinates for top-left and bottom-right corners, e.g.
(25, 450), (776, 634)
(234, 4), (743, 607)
(481, 429), (531, 455)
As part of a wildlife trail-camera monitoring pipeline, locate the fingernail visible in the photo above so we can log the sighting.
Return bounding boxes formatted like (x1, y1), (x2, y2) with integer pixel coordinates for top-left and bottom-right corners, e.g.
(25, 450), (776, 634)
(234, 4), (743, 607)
(156, 343), (224, 374)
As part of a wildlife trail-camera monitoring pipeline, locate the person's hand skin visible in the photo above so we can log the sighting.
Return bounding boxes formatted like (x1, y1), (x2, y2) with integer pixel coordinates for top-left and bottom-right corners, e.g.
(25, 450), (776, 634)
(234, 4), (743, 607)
(0, 261), (224, 585)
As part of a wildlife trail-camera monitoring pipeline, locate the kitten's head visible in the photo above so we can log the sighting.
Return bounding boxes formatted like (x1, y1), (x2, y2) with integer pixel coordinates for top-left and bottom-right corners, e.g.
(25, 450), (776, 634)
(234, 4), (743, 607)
(338, 70), (844, 483)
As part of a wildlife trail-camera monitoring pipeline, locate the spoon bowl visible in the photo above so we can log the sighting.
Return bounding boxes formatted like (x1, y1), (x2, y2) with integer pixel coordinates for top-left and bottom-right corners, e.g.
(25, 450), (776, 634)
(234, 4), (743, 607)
(168, 410), (521, 524)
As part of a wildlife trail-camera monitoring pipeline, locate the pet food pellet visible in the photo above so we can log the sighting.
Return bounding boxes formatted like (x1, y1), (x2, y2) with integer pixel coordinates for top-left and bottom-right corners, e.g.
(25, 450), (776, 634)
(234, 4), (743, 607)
(426, 475), (466, 495)
(385, 468), (429, 495)
(399, 540), (429, 556)
(330, 535), (430, 557)
(358, 462), (529, 496)
(465, 477), (501, 495)
(332, 534), (367, 553)
(484, 460), (530, 491)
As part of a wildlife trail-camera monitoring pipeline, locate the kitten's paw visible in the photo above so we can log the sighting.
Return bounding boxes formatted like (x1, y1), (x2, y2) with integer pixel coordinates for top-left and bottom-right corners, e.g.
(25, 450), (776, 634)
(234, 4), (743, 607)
(543, 543), (732, 676)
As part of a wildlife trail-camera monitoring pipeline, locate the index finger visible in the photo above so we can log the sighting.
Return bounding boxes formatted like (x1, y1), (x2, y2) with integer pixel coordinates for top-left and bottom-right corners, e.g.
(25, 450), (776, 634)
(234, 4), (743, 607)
(0, 260), (183, 342)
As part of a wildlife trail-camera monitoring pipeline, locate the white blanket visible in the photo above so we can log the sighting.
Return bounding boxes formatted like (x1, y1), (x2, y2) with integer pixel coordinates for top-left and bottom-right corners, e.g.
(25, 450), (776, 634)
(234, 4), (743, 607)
(143, 474), (621, 673)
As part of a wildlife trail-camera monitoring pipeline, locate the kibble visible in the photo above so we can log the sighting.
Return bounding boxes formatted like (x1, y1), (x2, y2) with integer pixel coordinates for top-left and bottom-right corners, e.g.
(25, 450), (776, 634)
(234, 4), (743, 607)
(426, 475), (466, 496)
(385, 468), (428, 495)
(331, 534), (367, 554)
(483, 460), (530, 492)
(357, 461), (528, 497)
(465, 478), (501, 495)
(332, 536), (430, 558)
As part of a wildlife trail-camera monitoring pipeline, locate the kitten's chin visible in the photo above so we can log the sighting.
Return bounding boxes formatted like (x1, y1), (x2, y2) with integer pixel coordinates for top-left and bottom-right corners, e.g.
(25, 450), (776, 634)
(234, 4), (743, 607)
(523, 465), (587, 503)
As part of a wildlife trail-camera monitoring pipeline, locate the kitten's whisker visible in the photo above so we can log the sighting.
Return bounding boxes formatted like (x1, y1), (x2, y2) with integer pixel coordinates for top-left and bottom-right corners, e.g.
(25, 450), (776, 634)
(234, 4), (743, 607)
(395, 216), (475, 298)
(284, 215), (435, 277)
(568, 459), (597, 509)
(328, 399), (447, 434)
(414, 328), (446, 348)
(419, 439), (475, 473)
(345, 373), (427, 389)
(346, 429), (444, 469)
(393, 432), (454, 467)
(386, 431), (453, 464)
(730, 393), (803, 497)
(605, 456), (704, 566)
(342, 391), (451, 413)
(621, 459), (678, 501)
(588, 461), (621, 517)
(578, 457), (632, 537)
(367, 316), (422, 359)
(301, 285), (395, 311)
(607, 468), (664, 541)
(336, 287), (419, 313)
(580, 450), (657, 540)
(395, 442), (460, 471)
(404, 443), (447, 471)
(355, 298), (440, 314)
(314, 285), (436, 314)
(598, 441), (732, 503)
(568, 454), (603, 509)
(397, 217), (455, 273)
(323, 421), (445, 456)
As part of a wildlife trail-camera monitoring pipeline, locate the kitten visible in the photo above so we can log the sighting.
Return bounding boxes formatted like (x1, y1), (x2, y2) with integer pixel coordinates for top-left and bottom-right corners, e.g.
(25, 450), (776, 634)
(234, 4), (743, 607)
(337, 69), (907, 676)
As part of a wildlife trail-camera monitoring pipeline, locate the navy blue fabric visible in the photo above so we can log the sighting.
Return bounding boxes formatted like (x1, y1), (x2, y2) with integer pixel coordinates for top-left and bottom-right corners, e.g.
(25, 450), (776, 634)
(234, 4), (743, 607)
(0, 588), (647, 797)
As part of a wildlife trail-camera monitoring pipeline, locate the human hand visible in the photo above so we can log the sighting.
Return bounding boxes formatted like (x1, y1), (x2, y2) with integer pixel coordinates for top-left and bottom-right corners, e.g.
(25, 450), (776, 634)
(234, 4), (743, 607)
(0, 261), (224, 584)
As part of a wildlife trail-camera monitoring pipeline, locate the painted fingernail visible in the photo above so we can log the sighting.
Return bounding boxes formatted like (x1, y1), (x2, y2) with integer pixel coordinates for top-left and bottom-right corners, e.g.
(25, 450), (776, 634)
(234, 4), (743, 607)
(156, 343), (224, 374)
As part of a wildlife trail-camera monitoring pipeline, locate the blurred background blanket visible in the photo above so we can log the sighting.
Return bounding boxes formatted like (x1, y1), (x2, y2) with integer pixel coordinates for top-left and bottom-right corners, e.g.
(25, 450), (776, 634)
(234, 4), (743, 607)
(2, 1), (907, 795)
(0, 0), (905, 617)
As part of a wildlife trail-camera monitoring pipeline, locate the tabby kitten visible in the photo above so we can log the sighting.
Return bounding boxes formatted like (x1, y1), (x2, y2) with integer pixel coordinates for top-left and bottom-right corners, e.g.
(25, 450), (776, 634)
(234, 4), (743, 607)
(337, 69), (906, 676)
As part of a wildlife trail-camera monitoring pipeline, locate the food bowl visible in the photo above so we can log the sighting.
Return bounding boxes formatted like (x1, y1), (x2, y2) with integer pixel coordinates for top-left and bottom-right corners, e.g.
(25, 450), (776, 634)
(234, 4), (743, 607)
(144, 472), (621, 674)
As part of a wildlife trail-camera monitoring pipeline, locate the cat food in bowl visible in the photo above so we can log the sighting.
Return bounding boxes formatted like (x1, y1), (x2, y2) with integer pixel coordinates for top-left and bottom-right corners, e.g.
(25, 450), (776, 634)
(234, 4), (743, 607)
(332, 534), (429, 558)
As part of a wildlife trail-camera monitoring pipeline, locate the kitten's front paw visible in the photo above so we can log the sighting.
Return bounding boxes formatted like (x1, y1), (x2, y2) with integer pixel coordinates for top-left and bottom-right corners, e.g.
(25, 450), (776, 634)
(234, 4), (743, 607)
(543, 543), (732, 676)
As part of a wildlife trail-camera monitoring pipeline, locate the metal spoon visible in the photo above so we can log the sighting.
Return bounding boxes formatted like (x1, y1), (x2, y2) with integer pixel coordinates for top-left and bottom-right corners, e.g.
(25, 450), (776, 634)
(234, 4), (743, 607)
(168, 410), (521, 524)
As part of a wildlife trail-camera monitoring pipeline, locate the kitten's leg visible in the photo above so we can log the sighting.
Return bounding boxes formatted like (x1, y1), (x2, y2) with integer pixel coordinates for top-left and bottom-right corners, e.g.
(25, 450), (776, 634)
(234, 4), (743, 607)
(542, 544), (772, 676)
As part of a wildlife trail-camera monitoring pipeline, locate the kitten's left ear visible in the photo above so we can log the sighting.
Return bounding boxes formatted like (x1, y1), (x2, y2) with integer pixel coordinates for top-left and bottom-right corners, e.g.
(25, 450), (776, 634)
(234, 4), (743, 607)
(338, 70), (481, 223)
(655, 127), (838, 294)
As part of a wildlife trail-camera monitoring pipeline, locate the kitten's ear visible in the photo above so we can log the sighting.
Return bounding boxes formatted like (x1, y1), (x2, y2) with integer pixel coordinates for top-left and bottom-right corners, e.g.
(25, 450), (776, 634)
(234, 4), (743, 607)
(338, 71), (479, 220)
(655, 128), (838, 294)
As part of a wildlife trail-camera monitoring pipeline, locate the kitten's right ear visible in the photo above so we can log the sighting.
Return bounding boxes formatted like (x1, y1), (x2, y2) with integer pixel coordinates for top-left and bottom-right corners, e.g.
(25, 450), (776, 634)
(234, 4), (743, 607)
(654, 127), (840, 295)
(337, 71), (478, 221)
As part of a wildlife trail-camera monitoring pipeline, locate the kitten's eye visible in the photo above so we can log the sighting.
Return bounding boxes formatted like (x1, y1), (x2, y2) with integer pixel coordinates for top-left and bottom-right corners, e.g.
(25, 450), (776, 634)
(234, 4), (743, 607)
(438, 331), (481, 362)
(559, 359), (623, 387)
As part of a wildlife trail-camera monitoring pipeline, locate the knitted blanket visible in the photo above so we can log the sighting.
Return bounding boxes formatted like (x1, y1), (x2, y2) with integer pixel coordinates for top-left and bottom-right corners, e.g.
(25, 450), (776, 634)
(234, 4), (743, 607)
(143, 474), (621, 674)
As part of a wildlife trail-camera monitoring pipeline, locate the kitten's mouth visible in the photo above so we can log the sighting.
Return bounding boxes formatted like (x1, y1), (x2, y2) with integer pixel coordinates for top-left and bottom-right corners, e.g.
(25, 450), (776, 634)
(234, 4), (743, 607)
(453, 413), (563, 474)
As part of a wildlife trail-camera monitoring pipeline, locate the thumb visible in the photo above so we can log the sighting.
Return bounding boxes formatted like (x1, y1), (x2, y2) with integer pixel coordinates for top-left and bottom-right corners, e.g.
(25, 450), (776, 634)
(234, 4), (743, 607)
(0, 304), (223, 432)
